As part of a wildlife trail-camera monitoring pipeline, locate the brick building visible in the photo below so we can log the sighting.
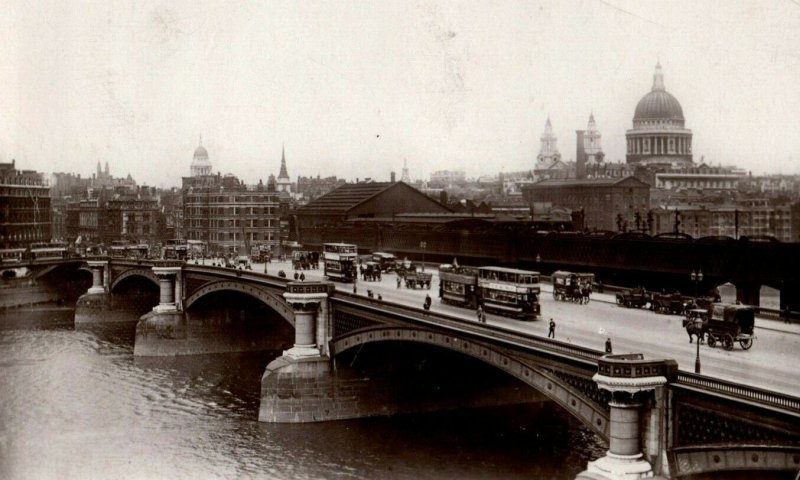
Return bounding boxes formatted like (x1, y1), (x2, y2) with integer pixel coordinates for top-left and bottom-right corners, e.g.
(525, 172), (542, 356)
(0, 160), (51, 248)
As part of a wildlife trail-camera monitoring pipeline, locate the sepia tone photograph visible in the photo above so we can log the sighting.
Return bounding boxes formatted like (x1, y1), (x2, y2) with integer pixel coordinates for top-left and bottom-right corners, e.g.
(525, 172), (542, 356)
(1, 1), (799, 479)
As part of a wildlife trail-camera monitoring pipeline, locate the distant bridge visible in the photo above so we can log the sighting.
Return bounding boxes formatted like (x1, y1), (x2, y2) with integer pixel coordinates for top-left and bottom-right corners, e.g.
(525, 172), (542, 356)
(300, 225), (800, 309)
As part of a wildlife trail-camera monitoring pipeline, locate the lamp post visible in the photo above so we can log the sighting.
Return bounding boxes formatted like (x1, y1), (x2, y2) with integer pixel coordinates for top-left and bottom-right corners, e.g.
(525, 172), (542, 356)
(420, 241), (427, 272)
(694, 315), (703, 374)
(691, 269), (703, 297)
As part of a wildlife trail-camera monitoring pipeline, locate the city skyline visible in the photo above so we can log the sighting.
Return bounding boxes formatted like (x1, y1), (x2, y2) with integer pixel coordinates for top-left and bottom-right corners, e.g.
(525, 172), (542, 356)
(1, 1), (799, 187)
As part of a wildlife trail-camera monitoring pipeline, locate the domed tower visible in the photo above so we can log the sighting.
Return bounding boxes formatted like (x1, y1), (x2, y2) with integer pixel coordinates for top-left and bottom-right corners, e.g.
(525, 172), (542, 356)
(190, 137), (212, 177)
(626, 62), (692, 167)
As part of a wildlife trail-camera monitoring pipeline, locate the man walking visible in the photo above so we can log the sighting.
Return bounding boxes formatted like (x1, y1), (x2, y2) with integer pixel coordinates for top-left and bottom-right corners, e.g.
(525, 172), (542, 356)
(548, 318), (556, 339)
(476, 306), (485, 323)
(605, 337), (613, 353)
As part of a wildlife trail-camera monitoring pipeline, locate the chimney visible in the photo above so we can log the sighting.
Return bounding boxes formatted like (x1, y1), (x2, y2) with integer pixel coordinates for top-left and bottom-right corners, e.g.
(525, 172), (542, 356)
(576, 130), (587, 180)
(391, 171), (396, 182)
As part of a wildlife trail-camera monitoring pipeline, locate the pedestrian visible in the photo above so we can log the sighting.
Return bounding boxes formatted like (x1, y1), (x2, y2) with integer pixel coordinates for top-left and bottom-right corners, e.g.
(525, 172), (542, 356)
(378, 294), (382, 300)
(299, 272), (305, 281)
(605, 337), (613, 353)
(353, 283), (357, 295)
(293, 272), (299, 280)
(476, 306), (485, 323)
(423, 294), (431, 311)
(784, 306), (791, 324)
(397, 277), (401, 289)
(548, 318), (556, 339)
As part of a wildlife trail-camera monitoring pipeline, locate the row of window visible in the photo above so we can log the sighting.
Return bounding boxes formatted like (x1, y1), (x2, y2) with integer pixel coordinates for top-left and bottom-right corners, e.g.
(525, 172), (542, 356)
(185, 206), (278, 216)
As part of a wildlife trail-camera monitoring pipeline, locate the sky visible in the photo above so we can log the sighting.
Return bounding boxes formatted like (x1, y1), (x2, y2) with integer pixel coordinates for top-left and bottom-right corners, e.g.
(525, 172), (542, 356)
(1, 0), (799, 188)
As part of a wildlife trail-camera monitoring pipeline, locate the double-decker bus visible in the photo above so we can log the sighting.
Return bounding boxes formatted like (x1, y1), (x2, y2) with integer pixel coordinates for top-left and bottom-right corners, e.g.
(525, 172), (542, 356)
(162, 239), (189, 260)
(478, 266), (540, 320)
(110, 241), (150, 259)
(438, 264), (541, 320)
(0, 248), (25, 264)
(323, 242), (357, 282)
(25, 242), (71, 260)
(439, 265), (480, 308)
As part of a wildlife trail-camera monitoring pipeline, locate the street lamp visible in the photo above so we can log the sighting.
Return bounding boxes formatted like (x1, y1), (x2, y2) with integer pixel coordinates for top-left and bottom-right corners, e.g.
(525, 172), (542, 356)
(691, 269), (704, 297)
(420, 241), (427, 272)
(694, 315), (703, 374)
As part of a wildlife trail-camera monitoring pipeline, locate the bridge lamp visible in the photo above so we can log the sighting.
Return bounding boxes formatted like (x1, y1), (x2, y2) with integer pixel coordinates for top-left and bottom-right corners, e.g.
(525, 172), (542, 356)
(690, 269), (703, 296)
(694, 315), (703, 374)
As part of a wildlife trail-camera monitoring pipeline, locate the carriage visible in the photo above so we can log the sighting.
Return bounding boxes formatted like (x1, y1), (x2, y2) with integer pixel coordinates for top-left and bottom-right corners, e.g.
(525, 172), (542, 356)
(616, 287), (651, 309)
(401, 270), (432, 289)
(703, 303), (755, 350)
(651, 292), (690, 315)
(551, 271), (593, 304)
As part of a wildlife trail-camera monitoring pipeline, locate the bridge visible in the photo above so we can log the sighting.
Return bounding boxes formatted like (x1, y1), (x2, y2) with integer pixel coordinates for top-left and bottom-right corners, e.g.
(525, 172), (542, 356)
(9, 257), (800, 479)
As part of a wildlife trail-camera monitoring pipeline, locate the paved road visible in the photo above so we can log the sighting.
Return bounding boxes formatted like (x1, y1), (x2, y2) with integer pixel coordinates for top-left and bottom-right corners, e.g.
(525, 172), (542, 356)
(199, 258), (800, 397)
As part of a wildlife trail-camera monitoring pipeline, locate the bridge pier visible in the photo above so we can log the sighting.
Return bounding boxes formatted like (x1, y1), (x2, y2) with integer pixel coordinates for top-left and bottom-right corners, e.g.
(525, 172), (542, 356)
(75, 259), (113, 323)
(259, 282), (339, 422)
(735, 282), (760, 307)
(577, 354), (677, 480)
(134, 263), (188, 356)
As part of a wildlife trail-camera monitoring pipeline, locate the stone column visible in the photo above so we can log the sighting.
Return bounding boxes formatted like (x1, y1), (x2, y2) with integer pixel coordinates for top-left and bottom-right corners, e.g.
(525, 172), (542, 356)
(282, 282), (331, 359)
(152, 265), (181, 313)
(86, 260), (107, 294)
(577, 354), (677, 480)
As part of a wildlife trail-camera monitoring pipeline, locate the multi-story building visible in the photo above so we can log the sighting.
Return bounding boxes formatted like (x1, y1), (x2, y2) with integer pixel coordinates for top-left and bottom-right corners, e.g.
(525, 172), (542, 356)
(296, 175), (346, 203)
(182, 143), (281, 254)
(99, 187), (164, 245)
(0, 160), (52, 248)
(429, 170), (467, 188)
(523, 177), (650, 232)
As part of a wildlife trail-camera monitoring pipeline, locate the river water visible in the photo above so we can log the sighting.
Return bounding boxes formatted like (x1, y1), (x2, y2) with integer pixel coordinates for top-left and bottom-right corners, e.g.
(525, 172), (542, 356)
(0, 307), (606, 480)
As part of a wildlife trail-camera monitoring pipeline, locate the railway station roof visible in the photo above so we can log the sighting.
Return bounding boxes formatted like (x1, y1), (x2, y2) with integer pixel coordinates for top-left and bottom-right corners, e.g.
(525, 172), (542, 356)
(298, 181), (451, 217)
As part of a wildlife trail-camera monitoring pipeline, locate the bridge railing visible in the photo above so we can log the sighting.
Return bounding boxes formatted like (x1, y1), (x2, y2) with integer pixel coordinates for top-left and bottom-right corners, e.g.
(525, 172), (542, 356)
(331, 291), (604, 367)
(674, 371), (800, 416)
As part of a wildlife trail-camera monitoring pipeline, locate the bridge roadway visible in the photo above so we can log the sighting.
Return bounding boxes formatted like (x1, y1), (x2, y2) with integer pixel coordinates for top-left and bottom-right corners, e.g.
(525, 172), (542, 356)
(209, 258), (800, 398)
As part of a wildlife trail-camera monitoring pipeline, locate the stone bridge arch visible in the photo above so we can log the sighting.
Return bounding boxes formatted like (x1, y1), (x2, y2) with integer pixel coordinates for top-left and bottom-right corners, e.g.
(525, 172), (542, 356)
(110, 268), (159, 291)
(183, 280), (295, 327)
(331, 326), (609, 441)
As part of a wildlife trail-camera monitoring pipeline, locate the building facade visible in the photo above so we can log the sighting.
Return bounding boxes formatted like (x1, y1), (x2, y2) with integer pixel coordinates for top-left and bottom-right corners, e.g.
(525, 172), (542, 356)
(523, 177), (650, 232)
(183, 144), (281, 254)
(0, 160), (52, 248)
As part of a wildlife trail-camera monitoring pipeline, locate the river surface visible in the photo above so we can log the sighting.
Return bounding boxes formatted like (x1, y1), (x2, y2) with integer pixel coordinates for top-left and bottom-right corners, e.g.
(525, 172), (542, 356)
(0, 307), (605, 480)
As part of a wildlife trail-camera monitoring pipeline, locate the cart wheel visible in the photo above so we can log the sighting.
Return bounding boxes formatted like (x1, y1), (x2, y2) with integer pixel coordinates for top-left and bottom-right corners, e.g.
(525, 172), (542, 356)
(739, 337), (753, 350)
(707, 335), (716, 348)
(723, 334), (734, 351)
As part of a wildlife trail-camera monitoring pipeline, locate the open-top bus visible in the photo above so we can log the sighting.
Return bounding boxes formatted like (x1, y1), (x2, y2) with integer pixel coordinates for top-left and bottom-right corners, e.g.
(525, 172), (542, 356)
(477, 266), (541, 320)
(323, 242), (357, 282)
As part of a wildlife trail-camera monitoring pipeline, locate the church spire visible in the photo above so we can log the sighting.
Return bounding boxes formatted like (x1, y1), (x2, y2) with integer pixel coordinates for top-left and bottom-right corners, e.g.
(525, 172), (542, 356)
(278, 144), (289, 179)
(652, 61), (665, 91)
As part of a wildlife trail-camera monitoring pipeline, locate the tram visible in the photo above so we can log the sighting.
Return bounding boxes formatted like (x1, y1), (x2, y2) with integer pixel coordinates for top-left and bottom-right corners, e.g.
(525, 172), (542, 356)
(322, 242), (357, 282)
(0, 248), (25, 264)
(439, 264), (541, 320)
(110, 241), (150, 259)
(25, 242), (71, 260)
(162, 239), (189, 260)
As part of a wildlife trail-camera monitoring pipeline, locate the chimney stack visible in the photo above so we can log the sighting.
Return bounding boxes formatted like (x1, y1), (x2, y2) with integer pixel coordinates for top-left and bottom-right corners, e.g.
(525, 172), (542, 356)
(391, 171), (396, 182)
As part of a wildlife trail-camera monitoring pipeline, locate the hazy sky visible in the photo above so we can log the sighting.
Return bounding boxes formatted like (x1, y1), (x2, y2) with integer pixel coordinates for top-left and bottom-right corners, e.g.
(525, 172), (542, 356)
(1, 0), (799, 187)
